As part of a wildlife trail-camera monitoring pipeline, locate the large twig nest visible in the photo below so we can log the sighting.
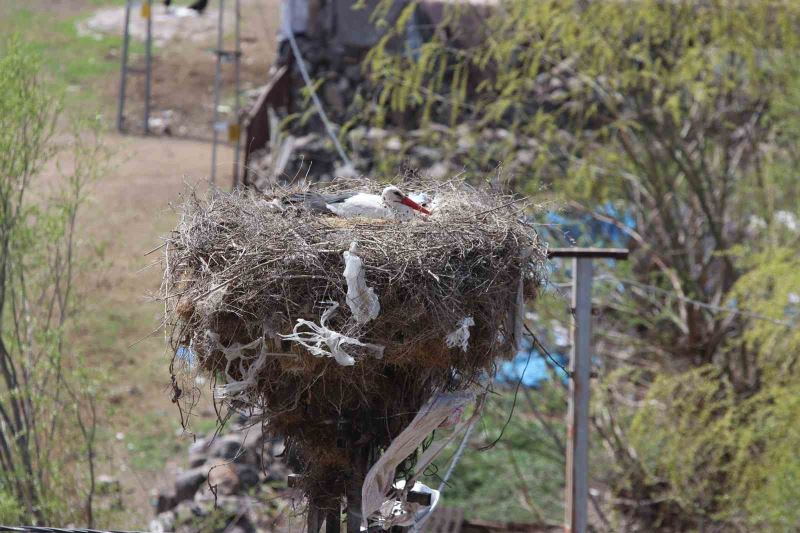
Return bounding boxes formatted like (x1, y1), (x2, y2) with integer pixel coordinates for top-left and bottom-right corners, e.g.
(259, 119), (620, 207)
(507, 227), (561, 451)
(162, 178), (547, 500)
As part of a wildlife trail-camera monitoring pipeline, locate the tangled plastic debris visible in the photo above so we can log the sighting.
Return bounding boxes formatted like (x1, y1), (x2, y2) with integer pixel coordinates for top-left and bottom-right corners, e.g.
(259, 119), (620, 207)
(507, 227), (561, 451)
(445, 316), (475, 352)
(343, 241), (381, 324)
(280, 303), (385, 366)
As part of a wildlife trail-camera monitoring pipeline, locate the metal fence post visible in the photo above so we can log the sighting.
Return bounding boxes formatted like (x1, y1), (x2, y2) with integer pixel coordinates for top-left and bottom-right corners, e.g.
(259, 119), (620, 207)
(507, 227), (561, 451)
(143, 0), (153, 134)
(547, 248), (628, 533)
(231, 0), (242, 188)
(116, 0), (133, 132)
(210, 0), (225, 185)
(565, 257), (592, 533)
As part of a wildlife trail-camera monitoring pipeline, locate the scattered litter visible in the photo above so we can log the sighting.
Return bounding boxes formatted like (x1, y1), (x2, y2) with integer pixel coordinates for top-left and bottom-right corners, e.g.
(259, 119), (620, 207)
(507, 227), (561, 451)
(375, 480), (440, 529)
(210, 334), (268, 399)
(445, 316), (475, 352)
(78, 5), (220, 47)
(280, 303), (384, 366)
(361, 390), (476, 527)
(343, 242), (381, 324)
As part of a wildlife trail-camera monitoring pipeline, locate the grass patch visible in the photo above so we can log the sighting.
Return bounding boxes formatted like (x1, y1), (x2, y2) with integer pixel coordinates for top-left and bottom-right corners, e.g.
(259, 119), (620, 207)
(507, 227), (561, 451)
(0, 3), (144, 110)
(425, 382), (568, 524)
(124, 412), (184, 471)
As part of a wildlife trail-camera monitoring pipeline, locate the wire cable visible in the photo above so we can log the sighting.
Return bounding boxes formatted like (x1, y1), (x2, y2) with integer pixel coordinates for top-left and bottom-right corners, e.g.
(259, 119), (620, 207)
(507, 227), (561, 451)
(280, 1), (353, 169)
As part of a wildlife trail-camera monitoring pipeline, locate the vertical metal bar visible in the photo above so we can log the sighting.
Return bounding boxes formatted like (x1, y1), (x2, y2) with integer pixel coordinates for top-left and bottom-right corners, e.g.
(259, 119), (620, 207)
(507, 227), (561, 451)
(346, 447), (367, 533)
(116, 0), (133, 132)
(325, 509), (341, 533)
(210, 0), (225, 186)
(143, 0), (153, 134)
(231, 0), (242, 188)
(307, 502), (323, 533)
(565, 257), (592, 533)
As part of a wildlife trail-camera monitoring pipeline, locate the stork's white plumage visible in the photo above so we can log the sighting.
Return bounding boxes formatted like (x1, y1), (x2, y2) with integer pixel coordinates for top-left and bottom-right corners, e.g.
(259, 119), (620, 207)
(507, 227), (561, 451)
(324, 186), (431, 220)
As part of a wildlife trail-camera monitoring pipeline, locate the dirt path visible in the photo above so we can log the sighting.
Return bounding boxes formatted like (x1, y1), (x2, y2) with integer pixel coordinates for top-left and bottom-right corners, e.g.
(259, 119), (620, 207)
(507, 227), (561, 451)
(68, 133), (233, 528)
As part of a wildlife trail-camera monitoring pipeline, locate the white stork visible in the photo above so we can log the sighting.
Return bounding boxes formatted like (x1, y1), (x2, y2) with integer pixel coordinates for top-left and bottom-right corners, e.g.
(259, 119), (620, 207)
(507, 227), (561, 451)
(282, 185), (432, 220)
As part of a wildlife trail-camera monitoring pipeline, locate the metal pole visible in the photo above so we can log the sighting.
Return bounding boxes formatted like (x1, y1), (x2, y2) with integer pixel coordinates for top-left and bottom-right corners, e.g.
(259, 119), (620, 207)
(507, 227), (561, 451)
(565, 257), (592, 533)
(325, 508), (341, 533)
(116, 0), (133, 132)
(210, 0), (225, 186)
(231, 0), (242, 188)
(143, 0), (153, 134)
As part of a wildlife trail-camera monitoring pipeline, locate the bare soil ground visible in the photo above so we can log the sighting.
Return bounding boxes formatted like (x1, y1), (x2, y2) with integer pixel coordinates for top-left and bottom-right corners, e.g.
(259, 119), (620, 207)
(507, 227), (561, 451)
(46, 134), (230, 527)
(101, 1), (280, 139)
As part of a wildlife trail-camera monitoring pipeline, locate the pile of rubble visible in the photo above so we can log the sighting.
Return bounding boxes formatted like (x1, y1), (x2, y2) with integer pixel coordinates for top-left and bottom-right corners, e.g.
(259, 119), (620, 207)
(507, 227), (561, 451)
(150, 418), (295, 533)
(245, 50), (600, 188)
(247, 123), (543, 189)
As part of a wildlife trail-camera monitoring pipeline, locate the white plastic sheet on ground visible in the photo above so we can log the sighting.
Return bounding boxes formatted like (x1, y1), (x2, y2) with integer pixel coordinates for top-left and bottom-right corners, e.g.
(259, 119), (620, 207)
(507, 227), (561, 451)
(343, 242), (380, 324)
(280, 303), (384, 366)
(361, 390), (480, 528)
(445, 316), (475, 352)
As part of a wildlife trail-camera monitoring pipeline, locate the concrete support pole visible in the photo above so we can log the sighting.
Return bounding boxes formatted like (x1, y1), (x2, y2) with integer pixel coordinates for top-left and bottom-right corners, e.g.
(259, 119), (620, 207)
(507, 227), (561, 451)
(565, 257), (592, 533)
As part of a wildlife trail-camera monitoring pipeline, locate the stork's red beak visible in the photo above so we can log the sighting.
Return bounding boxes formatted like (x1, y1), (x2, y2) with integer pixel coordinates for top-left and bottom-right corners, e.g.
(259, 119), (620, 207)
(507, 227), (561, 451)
(401, 196), (432, 215)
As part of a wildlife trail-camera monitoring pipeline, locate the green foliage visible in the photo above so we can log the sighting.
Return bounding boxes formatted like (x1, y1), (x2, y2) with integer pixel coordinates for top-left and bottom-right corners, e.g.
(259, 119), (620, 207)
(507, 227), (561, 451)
(425, 382), (567, 523)
(0, 5), (142, 107)
(363, 1), (800, 529)
(0, 489), (23, 523)
(0, 37), (108, 526)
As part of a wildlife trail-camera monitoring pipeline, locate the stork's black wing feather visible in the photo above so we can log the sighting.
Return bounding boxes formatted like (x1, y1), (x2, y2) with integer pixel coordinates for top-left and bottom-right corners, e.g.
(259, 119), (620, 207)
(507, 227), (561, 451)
(280, 192), (354, 214)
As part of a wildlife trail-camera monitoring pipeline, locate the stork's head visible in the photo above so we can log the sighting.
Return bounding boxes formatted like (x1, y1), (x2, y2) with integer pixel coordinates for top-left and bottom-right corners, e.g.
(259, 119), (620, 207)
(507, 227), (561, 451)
(381, 186), (432, 217)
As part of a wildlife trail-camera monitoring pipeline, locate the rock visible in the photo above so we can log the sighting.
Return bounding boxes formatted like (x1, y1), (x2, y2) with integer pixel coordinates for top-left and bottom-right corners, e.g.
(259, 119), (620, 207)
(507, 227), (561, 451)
(188, 453), (207, 468)
(344, 64), (362, 81)
(385, 136), (403, 151)
(333, 163), (358, 179)
(150, 511), (175, 533)
(322, 82), (345, 115)
(427, 162), (449, 180)
(208, 434), (247, 462)
(242, 427), (265, 454)
(205, 462), (261, 496)
(366, 128), (388, 141)
(264, 459), (289, 482)
(188, 437), (209, 456)
(270, 439), (286, 458)
(155, 489), (177, 513)
(174, 467), (208, 503)
(206, 463), (239, 495)
(235, 464), (261, 490)
(515, 150), (535, 166)
(411, 146), (441, 163)
(173, 500), (206, 525)
(457, 134), (475, 151)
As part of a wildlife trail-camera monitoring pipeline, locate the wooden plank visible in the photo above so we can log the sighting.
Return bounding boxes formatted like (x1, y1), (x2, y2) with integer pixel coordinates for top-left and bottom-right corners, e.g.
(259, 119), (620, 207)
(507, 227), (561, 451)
(564, 257), (592, 533)
(547, 248), (629, 259)
(241, 64), (291, 187)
